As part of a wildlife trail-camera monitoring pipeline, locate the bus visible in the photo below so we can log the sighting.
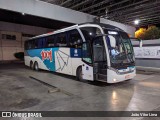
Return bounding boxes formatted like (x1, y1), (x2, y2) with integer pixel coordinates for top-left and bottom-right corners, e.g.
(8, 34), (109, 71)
(24, 23), (136, 83)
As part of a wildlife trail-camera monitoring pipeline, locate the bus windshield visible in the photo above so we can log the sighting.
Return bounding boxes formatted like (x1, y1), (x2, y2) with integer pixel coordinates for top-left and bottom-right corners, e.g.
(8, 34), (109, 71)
(104, 30), (134, 67)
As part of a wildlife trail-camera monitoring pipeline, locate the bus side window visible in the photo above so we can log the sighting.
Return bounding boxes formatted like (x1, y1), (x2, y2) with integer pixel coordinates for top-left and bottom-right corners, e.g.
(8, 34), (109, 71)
(37, 38), (44, 48)
(56, 33), (67, 47)
(34, 39), (38, 48)
(69, 29), (82, 48)
(42, 38), (47, 48)
(82, 42), (92, 64)
(46, 35), (55, 47)
(28, 41), (31, 49)
(28, 40), (35, 49)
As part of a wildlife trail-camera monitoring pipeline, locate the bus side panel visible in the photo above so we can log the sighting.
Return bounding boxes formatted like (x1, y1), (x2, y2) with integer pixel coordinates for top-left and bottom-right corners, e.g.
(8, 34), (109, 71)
(70, 48), (83, 76)
(24, 47), (83, 76)
(24, 56), (31, 67)
(54, 48), (72, 75)
(54, 48), (82, 76)
(25, 48), (59, 71)
(24, 55), (49, 70)
(71, 58), (83, 76)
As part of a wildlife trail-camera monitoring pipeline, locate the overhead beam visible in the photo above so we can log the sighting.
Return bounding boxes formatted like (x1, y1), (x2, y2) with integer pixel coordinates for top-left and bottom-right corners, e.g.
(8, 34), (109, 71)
(139, 20), (160, 26)
(89, 0), (130, 14)
(0, 0), (136, 36)
(124, 14), (160, 23)
(107, 0), (150, 14)
(70, 0), (91, 9)
(127, 17), (160, 24)
(80, 0), (110, 12)
(0, 0), (95, 24)
(111, 6), (160, 19)
(112, 9), (160, 22)
(60, 0), (72, 6)
(108, 1), (160, 19)
(99, 0), (150, 17)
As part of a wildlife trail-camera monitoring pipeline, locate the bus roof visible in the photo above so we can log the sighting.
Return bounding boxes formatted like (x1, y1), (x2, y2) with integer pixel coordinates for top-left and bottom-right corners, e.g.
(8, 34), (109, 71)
(79, 22), (123, 31)
(28, 22), (124, 40)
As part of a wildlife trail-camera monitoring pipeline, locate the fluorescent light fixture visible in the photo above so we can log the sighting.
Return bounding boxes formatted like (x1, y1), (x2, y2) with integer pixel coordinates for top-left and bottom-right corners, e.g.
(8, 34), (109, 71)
(108, 31), (118, 35)
(89, 32), (92, 35)
(134, 19), (140, 25)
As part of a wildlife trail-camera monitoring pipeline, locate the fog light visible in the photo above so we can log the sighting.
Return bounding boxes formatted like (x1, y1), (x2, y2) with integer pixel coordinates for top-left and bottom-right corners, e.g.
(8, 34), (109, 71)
(113, 78), (117, 82)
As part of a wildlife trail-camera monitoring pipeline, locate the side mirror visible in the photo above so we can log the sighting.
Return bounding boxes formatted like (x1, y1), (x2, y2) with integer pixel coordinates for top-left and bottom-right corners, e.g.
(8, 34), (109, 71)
(108, 35), (116, 48)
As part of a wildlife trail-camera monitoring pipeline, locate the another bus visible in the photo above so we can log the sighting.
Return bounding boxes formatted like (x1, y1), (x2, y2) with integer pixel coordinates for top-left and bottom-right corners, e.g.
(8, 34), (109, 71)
(24, 23), (136, 83)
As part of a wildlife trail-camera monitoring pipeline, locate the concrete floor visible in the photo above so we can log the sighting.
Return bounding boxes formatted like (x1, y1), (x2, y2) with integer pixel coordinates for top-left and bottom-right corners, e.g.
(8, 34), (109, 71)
(0, 63), (160, 120)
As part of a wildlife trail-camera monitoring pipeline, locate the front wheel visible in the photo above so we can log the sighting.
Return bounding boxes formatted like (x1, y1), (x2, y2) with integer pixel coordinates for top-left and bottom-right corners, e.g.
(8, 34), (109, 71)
(76, 67), (83, 81)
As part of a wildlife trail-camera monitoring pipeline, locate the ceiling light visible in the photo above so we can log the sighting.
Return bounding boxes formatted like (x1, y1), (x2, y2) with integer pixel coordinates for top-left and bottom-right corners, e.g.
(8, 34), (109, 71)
(89, 32), (92, 35)
(108, 31), (118, 35)
(134, 19), (140, 25)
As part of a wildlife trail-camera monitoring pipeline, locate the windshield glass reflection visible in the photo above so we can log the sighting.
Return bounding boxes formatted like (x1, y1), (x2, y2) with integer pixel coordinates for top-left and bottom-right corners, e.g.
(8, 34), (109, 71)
(104, 30), (134, 65)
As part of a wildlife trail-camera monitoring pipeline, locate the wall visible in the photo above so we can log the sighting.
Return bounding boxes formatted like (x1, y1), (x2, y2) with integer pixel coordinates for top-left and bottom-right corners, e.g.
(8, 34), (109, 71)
(0, 21), (53, 61)
(132, 39), (160, 68)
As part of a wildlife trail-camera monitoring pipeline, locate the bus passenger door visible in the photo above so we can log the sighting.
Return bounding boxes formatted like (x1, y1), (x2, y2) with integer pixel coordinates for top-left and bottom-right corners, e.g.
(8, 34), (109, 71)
(82, 42), (94, 81)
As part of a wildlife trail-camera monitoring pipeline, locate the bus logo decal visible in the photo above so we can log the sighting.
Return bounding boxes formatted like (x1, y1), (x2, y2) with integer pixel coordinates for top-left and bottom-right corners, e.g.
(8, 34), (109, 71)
(74, 49), (78, 56)
(41, 49), (52, 62)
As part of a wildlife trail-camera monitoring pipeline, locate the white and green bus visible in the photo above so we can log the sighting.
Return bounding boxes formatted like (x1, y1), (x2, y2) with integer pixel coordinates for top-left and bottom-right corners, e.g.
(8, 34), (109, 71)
(24, 23), (136, 83)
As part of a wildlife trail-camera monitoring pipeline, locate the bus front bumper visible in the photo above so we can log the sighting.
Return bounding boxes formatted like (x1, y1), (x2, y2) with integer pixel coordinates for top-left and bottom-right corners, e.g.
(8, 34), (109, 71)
(107, 69), (136, 83)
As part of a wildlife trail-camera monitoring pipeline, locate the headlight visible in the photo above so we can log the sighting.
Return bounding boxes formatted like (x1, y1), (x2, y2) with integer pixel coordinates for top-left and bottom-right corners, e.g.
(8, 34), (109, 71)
(113, 78), (117, 82)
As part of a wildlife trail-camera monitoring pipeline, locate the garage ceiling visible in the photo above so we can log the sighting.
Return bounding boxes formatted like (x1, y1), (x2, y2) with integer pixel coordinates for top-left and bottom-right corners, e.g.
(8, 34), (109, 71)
(39, 0), (160, 27)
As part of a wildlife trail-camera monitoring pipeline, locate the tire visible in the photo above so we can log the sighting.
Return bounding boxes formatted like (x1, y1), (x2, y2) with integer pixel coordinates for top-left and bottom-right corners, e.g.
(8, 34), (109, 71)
(30, 61), (34, 70)
(76, 67), (83, 81)
(34, 62), (39, 71)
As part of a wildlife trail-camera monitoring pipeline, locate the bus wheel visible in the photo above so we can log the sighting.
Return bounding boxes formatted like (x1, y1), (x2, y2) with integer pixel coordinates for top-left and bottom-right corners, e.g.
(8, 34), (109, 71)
(34, 62), (39, 71)
(30, 61), (34, 69)
(76, 67), (82, 81)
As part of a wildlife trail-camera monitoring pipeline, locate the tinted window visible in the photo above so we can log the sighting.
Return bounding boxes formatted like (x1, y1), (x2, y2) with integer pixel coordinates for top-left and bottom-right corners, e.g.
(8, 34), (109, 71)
(25, 40), (36, 49)
(69, 29), (82, 48)
(34, 39), (38, 48)
(80, 27), (101, 43)
(82, 42), (92, 63)
(46, 35), (55, 47)
(25, 38), (46, 49)
(37, 38), (45, 48)
(56, 33), (67, 47)
(28, 40), (32, 49)
(93, 36), (107, 62)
